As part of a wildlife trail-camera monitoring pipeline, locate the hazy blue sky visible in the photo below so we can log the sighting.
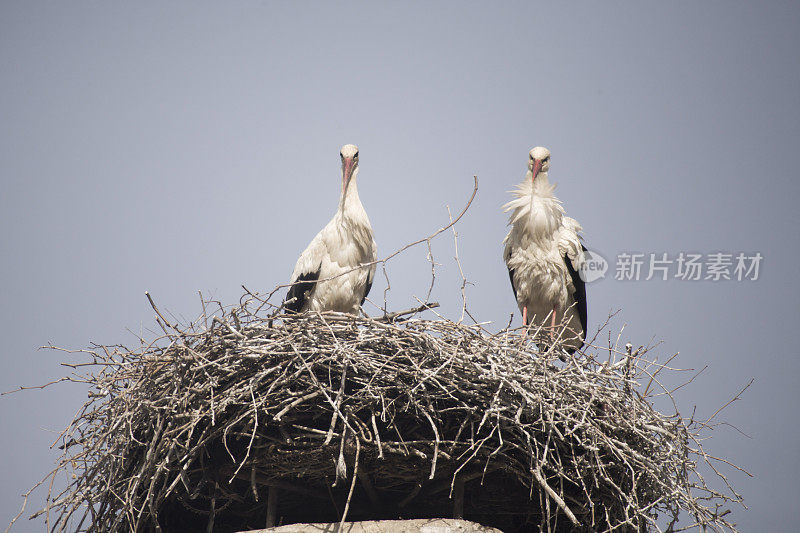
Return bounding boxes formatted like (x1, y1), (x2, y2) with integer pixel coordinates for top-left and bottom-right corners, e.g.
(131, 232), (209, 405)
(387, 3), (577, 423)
(1, 2), (798, 531)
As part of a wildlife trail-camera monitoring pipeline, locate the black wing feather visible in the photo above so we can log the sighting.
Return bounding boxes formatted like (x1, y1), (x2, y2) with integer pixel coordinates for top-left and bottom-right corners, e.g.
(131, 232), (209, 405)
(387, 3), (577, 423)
(507, 267), (518, 301)
(360, 270), (374, 306)
(284, 267), (321, 313)
(564, 244), (588, 336)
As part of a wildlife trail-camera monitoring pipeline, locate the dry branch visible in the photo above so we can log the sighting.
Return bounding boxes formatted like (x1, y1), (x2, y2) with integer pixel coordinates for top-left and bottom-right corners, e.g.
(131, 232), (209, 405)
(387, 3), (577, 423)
(9, 303), (744, 533)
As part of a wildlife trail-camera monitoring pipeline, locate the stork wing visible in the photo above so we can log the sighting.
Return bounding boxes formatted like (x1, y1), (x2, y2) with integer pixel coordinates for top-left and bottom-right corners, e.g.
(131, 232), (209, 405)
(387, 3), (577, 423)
(361, 269), (374, 306)
(563, 244), (588, 336)
(507, 267), (518, 300)
(360, 239), (378, 306)
(285, 268), (321, 312)
(285, 235), (325, 313)
(503, 238), (518, 300)
(557, 217), (587, 333)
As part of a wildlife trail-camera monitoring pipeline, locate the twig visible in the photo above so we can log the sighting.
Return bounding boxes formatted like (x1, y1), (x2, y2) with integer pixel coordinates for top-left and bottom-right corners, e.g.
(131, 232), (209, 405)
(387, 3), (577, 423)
(379, 302), (440, 323)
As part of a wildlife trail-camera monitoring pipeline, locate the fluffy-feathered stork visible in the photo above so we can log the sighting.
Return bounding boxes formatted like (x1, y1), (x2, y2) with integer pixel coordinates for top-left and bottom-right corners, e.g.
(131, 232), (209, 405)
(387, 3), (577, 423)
(503, 147), (587, 354)
(284, 144), (377, 314)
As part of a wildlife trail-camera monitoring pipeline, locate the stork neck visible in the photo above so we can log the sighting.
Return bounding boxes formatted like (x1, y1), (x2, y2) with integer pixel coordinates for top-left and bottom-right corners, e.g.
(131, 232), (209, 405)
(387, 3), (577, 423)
(520, 170), (562, 238)
(339, 169), (363, 215)
(531, 171), (552, 195)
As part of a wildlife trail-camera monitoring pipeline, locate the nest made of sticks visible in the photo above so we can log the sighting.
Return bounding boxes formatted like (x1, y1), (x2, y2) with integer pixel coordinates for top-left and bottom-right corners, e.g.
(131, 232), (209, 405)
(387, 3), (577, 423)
(14, 298), (744, 533)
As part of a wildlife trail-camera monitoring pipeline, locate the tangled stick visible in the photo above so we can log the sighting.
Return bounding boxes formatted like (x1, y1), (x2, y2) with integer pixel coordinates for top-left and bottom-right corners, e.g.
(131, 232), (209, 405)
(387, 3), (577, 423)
(6, 306), (746, 533)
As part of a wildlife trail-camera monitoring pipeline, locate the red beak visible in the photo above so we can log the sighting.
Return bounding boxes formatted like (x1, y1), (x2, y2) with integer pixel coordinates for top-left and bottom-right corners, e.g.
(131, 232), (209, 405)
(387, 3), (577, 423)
(342, 158), (354, 192)
(530, 159), (542, 181)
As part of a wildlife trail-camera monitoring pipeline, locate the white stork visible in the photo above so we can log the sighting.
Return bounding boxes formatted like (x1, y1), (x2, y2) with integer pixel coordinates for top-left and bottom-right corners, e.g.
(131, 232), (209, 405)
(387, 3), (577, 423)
(503, 147), (587, 354)
(284, 144), (377, 314)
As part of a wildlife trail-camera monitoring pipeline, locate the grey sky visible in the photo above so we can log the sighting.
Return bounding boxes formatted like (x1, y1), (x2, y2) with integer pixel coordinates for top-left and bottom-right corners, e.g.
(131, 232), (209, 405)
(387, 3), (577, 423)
(1, 2), (798, 531)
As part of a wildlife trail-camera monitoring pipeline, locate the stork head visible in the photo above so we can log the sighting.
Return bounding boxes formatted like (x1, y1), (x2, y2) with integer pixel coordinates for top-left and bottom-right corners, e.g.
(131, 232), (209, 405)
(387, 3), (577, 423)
(528, 146), (551, 180)
(340, 144), (359, 192)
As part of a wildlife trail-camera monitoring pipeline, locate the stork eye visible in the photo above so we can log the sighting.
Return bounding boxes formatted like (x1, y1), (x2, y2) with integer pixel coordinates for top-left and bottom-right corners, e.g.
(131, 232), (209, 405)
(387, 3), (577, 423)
(354, 152), (359, 158)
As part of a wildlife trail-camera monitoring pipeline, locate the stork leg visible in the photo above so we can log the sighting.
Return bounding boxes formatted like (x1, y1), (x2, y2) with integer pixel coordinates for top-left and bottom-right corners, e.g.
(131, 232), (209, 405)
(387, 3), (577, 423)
(520, 306), (531, 342)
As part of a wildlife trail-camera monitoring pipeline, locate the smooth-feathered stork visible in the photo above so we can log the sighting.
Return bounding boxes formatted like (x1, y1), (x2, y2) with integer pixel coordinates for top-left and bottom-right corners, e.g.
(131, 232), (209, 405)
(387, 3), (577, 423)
(503, 147), (587, 354)
(284, 144), (377, 314)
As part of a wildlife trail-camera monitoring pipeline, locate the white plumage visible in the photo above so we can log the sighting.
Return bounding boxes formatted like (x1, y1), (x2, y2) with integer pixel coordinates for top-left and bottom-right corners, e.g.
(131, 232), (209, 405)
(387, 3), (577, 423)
(503, 147), (588, 353)
(285, 144), (377, 314)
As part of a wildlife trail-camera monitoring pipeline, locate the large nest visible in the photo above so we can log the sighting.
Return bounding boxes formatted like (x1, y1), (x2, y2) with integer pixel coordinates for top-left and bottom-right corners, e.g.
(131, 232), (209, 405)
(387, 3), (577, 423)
(12, 299), (744, 533)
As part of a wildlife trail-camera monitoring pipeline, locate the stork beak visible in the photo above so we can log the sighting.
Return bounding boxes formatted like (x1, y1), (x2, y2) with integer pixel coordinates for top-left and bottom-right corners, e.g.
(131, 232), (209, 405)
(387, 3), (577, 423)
(342, 157), (355, 192)
(531, 159), (542, 181)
